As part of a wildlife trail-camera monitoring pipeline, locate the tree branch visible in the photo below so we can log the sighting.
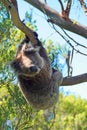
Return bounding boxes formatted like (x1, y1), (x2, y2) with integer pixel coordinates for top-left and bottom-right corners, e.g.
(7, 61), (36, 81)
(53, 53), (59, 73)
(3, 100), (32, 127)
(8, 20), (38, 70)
(79, 0), (87, 15)
(58, 0), (64, 12)
(10, 0), (18, 11)
(63, 0), (72, 19)
(25, 0), (87, 39)
(52, 24), (87, 56)
(62, 73), (87, 86)
(1, 0), (38, 44)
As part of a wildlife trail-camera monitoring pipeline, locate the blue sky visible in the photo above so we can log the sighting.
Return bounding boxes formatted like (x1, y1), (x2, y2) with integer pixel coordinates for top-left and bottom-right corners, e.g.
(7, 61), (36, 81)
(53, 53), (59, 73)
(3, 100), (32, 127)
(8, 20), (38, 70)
(17, 0), (87, 99)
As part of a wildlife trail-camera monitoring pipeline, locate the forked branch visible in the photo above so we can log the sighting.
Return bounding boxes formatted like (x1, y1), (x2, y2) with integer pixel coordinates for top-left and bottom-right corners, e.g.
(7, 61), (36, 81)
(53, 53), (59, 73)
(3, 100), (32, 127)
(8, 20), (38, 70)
(58, 0), (72, 19)
(64, 0), (72, 18)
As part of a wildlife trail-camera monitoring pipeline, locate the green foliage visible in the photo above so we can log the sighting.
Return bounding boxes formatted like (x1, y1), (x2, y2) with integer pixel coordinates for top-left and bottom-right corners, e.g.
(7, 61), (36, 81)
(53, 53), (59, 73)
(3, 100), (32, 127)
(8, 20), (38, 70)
(25, 11), (37, 30)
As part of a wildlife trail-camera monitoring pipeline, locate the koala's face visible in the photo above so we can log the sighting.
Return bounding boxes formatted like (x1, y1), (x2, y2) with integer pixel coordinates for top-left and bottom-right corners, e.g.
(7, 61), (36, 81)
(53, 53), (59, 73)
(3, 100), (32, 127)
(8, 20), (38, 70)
(10, 43), (44, 77)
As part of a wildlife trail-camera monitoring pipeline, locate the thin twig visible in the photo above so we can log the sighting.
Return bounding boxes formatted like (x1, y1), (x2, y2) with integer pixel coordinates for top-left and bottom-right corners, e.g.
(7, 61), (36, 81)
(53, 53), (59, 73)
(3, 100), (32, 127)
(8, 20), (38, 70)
(52, 24), (87, 56)
(79, 0), (87, 15)
(61, 28), (87, 49)
(58, 0), (64, 12)
(44, 0), (47, 4)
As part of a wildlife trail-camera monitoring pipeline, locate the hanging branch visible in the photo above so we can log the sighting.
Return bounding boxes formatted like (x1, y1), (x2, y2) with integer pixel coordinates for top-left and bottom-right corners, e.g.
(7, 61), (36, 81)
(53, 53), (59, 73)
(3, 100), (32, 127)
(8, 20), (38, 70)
(61, 28), (87, 49)
(66, 50), (73, 77)
(79, 0), (87, 15)
(51, 24), (87, 56)
(1, 0), (38, 44)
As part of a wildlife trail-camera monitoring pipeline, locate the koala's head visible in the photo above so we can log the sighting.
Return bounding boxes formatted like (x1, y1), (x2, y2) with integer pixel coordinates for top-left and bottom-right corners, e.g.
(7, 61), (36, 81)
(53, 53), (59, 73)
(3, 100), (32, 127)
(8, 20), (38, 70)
(10, 42), (44, 77)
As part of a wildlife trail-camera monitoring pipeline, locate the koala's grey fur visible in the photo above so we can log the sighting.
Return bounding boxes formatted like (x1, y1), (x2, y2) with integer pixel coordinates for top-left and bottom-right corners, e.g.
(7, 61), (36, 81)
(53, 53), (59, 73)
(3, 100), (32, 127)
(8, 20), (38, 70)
(10, 35), (63, 110)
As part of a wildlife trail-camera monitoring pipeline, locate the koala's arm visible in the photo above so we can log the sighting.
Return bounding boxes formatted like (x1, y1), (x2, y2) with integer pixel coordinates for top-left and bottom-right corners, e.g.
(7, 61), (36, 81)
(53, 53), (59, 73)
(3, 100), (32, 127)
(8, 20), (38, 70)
(52, 68), (63, 86)
(34, 32), (50, 63)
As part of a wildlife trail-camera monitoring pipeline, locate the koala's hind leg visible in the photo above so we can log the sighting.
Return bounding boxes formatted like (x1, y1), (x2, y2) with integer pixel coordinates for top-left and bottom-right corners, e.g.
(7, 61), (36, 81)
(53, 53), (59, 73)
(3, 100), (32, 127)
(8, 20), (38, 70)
(43, 69), (63, 121)
(43, 107), (56, 121)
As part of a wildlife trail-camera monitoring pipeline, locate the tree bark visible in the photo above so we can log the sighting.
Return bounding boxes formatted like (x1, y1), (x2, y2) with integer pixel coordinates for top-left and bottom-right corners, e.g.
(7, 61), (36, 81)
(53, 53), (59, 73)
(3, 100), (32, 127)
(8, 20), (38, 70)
(25, 0), (87, 39)
(62, 73), (87, 86)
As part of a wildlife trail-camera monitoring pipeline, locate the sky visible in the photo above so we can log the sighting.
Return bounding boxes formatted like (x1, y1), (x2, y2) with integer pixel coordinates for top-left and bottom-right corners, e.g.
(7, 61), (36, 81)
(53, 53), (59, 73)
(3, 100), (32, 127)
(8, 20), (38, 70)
(17, 0), (87, 99)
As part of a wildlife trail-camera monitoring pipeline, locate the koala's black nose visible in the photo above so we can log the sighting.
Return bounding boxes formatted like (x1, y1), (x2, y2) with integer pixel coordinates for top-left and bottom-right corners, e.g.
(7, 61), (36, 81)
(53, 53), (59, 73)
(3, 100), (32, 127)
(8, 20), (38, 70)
(29, 66), (38, 72)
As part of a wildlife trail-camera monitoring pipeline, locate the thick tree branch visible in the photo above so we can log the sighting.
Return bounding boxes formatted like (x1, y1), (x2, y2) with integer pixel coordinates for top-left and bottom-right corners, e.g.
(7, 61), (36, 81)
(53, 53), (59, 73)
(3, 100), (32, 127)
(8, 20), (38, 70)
(62, 73), (87, 86)
(1, 0), (38, 44)
(10, 0), (18, 11)
(25, 0), (87, 39)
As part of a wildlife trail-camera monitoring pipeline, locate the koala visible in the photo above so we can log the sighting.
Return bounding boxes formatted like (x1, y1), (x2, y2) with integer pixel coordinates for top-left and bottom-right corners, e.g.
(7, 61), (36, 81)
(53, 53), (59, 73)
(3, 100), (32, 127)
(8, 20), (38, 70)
(10, 34), (63, 111)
